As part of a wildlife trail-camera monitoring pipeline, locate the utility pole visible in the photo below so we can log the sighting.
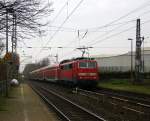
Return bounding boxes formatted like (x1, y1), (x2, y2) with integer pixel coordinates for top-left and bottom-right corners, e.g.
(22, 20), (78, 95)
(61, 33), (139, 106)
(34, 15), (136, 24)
(14, 14), (17, 53)
(6, 10), (8, 53)
(5, 9), (9, 97)
(142, 38), (145, 73)
(128, 38), (133, 82)
(135, 19), (143, 83)
(5, 7), (16, 96)
(12, 13), (17, 53)
(11, 12), (18, 79)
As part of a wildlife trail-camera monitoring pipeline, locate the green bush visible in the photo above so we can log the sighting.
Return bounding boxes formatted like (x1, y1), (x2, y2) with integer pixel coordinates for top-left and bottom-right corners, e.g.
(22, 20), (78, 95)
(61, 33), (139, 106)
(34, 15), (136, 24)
(99, 71), (150, 80)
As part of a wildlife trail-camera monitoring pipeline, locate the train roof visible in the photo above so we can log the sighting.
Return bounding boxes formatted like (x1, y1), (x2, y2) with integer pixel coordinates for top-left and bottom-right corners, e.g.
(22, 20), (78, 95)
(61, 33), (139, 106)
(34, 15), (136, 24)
(30, 64), (59, 74)
(30, 57), (96, 74)
(60, 57), (95, 64)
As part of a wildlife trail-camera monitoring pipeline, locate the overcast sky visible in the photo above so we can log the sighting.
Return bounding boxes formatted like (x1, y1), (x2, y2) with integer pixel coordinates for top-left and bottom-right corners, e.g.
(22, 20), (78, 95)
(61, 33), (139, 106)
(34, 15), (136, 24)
(17, 0), (150, 71)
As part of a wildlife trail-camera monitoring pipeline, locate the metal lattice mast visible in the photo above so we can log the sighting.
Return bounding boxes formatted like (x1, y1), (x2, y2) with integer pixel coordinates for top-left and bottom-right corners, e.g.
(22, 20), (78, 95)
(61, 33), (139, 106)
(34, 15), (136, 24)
(11, 13), (17, 53)
(135, 19), (143, 82)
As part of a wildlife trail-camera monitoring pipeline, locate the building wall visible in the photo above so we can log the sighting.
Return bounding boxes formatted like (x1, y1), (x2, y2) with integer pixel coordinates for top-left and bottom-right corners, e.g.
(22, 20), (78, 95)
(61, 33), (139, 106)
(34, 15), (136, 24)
(95, 50), (150, 72)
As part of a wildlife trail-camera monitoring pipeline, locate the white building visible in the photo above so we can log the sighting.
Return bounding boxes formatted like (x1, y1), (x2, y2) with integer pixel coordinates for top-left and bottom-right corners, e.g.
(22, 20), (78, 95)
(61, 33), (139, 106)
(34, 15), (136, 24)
(94, 47), (150, 72)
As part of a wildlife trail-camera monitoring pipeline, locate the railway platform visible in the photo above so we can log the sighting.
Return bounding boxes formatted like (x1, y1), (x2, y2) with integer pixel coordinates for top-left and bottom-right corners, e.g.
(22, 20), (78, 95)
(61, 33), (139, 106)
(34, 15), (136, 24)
(0, 83), (60, 121)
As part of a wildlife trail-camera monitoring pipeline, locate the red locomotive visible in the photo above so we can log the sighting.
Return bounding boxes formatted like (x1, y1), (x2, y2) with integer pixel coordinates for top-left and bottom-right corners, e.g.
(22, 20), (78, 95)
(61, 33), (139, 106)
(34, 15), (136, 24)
(30, 57), (99, 87)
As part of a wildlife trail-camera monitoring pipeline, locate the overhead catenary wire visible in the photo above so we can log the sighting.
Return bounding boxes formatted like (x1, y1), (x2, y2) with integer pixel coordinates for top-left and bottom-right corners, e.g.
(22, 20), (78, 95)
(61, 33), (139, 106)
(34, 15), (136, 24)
(28, 17), (150, 62)
(89, 19), (150, 46)
(86, 21), (135, 46)
(51, 0), (71, 24)
(68, 9), (150, 47)
(47, 20), (136, 32)
(61, 5), (150, 49)
(36, 19), (150, 60)
(79, 11), (150, 46)
(61, 0), (150, 47)
(66, 20), (136, 48)
(17, 19), (136, 56)
(17, 46), (130, 49)
(27, 0), (150, 63)
(47, 1), (150, 33)
(59, 19), (150, 59)
(34, 0), (84, 59)
(15, 6), (150, 42)
(84, 9), (150, 45)
(41, 7), (150, 34)
(91, 0), (150, 31)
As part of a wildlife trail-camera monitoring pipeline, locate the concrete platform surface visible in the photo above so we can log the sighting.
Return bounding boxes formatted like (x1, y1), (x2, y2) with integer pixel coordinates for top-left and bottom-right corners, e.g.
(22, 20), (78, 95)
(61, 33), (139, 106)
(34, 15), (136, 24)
(0, 84), (60, 121)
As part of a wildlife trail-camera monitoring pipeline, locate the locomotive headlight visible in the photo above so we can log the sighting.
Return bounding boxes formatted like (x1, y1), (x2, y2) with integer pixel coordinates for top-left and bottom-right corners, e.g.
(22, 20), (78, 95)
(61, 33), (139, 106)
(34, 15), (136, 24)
(78, 73), (97, 76)
(78, 73), (87, 76)
(89, 73), (97, 76)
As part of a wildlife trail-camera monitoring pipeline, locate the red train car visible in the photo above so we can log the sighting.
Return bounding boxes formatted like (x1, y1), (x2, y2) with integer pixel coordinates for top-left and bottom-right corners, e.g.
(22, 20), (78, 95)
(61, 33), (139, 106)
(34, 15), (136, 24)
(30, 64), (59, 82)
(30, 58), (99, 87)
(59, 58), (99, 86)
(43, 65), (59, 82)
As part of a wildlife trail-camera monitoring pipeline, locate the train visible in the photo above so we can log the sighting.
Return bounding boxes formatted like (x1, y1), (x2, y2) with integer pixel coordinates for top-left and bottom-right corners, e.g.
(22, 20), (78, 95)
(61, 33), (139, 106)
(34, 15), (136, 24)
(29, 57), (99, 87)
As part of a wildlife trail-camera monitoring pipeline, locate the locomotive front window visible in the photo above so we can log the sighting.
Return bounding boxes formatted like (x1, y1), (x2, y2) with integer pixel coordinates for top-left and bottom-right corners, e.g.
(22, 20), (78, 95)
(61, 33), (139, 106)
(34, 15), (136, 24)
(88, 62), (96, 68)
(79, 62), (96, 68)
(79, 62), (87, 68)
(61, 64), (73, 70)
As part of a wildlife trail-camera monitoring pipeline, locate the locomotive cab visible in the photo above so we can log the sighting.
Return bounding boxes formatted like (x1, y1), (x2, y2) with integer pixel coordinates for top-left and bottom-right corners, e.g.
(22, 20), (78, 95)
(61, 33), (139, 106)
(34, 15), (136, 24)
(76, 60), (99, 86)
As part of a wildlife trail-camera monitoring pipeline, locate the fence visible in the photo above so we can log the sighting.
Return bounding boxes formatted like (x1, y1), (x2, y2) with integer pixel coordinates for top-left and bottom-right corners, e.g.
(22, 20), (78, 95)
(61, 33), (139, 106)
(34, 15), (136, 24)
(0, 63), (6, 81)
(0, 63), (7, 96)
(0, 81), (5, 96)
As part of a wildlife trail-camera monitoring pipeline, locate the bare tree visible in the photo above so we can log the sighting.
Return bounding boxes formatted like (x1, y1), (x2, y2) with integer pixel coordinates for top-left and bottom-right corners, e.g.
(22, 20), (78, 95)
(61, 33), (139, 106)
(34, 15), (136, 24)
(0, 0), (53, 80)
(23, 57), (50, 78)
(0, 0), (53, 40)
(0, 41), (4, 56)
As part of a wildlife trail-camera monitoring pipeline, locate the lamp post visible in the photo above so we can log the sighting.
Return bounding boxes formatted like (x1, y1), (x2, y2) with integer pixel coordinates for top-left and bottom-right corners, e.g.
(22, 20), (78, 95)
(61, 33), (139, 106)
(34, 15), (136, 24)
(141, 37), (145, 73)
(128, 38), (133, 82)
(57, 47), (63, 63)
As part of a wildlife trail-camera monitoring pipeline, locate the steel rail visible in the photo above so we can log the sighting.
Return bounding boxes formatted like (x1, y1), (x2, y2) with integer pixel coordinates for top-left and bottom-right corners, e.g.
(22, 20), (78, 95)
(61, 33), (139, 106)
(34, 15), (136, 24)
(40, 86), (107, 121)
(97, 88), (150, 104)
(76, 88), (150, 114)
(77, 88), (150, 108)
(29, 81), (150, 120)
(30, 84), (71, 121)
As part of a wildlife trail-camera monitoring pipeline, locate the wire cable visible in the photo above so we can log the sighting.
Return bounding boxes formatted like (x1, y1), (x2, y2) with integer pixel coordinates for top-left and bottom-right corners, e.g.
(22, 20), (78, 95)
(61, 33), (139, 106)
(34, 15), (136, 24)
(90, 19), (150, 46)
(51, 0), (71, 24)
(35, 0), (84, 59)
(91, 0), (150, 30)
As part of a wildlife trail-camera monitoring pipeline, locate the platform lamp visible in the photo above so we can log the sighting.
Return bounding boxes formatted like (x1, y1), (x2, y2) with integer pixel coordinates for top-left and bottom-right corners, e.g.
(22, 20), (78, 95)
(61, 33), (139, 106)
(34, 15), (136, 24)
(128, 38), (133, 82)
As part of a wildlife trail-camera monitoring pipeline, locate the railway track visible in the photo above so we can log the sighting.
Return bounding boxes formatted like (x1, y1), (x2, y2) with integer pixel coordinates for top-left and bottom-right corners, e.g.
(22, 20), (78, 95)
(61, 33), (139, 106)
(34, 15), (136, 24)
(75, 88), (150, 119)
(30, 81), (150, 121)
(96, 87), (150, 105)
(30, 82), (106, 121)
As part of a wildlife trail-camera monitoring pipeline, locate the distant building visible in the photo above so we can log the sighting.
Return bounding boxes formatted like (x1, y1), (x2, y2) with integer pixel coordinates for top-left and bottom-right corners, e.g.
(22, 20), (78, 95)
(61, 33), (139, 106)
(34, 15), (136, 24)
(94, 47), (150, 72)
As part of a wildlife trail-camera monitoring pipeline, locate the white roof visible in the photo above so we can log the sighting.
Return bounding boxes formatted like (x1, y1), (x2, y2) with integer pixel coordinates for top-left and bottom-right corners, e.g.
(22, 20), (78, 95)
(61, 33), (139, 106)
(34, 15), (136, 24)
(93, 47), (150, 59)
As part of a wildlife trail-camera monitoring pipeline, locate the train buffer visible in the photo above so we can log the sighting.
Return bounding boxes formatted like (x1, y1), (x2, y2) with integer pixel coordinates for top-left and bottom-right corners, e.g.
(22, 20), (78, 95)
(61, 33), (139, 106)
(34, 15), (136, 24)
(0, 83), (59, 121)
